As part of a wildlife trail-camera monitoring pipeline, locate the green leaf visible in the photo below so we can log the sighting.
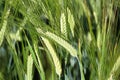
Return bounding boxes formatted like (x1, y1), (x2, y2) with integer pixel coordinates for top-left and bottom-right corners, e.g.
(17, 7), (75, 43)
(108, 55), (120, 80)
(67, 8), (75, 37)
(26, 36), (45, 80)
(27, 54), (33, 80)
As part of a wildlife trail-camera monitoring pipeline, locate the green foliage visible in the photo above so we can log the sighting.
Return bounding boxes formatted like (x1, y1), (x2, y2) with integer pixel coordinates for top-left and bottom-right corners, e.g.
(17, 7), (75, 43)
(67, 8), (75, 37)
(0, 0), (120, 80)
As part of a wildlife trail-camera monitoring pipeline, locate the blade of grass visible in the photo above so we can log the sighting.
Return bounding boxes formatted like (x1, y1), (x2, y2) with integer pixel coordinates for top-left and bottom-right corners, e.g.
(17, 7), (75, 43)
(6, 34), (25, 80)
(108, 55), (120, 80)
(77, 39), (85, 80)
(27, 54), (33, 80)
(26, 36), (45, 80)
(67, 8), (75, 37)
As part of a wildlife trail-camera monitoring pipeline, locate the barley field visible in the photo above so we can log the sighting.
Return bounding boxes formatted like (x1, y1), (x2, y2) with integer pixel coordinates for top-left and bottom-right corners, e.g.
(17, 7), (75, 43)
(0, 0), (120, 80)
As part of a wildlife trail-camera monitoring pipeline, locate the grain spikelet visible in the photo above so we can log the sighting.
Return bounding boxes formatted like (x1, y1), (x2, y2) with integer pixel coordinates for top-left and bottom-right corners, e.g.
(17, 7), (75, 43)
(0, 9), (10, 46)
(36, 28), (77, 57)
(60, 13), (67, 37)
(42, 37), (62, 76)
(46, 32), (77, 57)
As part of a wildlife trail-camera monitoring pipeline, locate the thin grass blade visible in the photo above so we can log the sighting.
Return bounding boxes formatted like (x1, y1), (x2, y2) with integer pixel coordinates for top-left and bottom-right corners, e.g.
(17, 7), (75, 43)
(27, 54), (33, 80)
